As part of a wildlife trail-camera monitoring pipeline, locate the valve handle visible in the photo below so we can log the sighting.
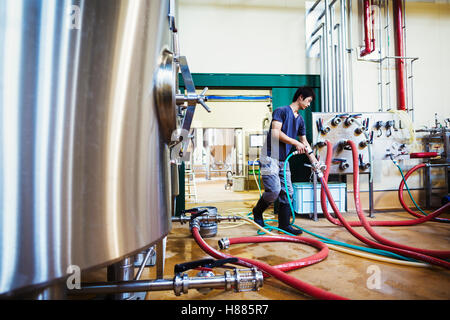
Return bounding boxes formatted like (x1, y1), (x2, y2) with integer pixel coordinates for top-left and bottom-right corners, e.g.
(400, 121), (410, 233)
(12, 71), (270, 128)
(174, 259), (215, 274)
(174, 258), (238, 273)
(198, 98), (211, 113)
(199, 87), (208, 97)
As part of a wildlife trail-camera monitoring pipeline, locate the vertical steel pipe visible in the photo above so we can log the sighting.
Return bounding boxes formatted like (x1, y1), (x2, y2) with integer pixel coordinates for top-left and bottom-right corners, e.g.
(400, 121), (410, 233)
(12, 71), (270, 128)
(347, 0), (355, 112)
(320, 34), (326, 113)
(339, 0), (348, 112)
(107, 257), (135, 300)
(385, 0), (392, 109)
(335, 23), (344, 113)
(329, 3), (336, 112)
(324, 0), (332, 113)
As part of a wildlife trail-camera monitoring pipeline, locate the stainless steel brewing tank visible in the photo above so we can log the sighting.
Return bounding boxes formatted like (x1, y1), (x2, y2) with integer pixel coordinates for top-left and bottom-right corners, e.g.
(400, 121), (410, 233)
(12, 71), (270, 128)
(0, 0), (175, 295)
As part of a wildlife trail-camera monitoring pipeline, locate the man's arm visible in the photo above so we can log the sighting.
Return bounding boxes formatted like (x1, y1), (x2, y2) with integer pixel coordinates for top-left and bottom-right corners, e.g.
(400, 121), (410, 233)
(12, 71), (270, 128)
(299, 135), (326, 176)
(271, 121), (308, 153)
(299, 135), (318, 163)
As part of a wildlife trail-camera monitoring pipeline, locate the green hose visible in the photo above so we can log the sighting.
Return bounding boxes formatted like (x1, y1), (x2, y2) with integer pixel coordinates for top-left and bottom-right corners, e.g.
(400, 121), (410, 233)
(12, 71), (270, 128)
(392, 159), (429, 216)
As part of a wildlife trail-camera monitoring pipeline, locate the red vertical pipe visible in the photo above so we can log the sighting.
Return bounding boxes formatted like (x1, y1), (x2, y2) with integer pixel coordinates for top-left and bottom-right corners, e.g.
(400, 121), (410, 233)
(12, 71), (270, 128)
(393, 0), (407, 110)
(360, 0), (375, 57)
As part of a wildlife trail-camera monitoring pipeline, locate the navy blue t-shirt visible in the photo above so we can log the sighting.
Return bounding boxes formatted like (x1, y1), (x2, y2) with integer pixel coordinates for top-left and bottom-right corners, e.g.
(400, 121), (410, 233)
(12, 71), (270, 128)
(263, 105), (306, 161)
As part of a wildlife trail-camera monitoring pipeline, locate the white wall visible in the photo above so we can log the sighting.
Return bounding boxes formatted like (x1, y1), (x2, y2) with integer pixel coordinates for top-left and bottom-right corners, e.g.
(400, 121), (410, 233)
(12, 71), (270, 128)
(405, 2), (450, 128)
(178, 0), (306, 74)
(178, 0), (450, 128)
(177, 0), (449, 205)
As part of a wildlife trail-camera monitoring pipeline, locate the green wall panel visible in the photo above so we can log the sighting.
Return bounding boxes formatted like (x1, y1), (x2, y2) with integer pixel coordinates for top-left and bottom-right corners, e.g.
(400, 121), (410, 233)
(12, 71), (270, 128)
(176, 73), (321, 215)
(179, 73), (320, 89)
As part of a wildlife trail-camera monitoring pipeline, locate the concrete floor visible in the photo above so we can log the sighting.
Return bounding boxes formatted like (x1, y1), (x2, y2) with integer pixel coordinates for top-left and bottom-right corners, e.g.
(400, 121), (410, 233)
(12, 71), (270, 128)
(144, 200), (450, 300)
(77, 175), (450, 300)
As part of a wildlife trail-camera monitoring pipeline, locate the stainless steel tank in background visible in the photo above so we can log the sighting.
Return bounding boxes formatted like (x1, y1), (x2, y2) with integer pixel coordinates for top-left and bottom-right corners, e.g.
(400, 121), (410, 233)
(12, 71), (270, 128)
(0, 0), (178, 296)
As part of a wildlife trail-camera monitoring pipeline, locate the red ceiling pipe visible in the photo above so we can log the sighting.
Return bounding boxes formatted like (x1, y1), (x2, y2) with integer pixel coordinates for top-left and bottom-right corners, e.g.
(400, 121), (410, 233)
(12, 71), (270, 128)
(360, 0), (375, 57)
(393, 0), (407, 110)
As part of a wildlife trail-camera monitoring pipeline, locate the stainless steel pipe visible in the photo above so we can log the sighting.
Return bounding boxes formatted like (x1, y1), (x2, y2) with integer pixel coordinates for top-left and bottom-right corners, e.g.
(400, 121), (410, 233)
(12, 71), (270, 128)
(70, 268), (263, 297)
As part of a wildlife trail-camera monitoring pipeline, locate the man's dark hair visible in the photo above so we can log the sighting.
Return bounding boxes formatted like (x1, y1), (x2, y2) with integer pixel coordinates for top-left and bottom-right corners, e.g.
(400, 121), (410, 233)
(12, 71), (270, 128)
(292, 87), (315, 102)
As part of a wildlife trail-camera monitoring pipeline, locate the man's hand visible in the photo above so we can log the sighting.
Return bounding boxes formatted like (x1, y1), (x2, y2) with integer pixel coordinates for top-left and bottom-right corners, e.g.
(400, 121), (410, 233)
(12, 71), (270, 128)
(294, 140), (308, 154)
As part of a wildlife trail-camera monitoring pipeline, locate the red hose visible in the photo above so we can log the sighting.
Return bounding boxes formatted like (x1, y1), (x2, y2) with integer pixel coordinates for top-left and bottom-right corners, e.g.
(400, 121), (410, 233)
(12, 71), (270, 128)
(318, 141), (450, 268)
(409, 152), (439, 159)
(320, 140), (449, 226)
(227, 236), (329, 273)
(398, 163), (450, 223)
(191, 227), (348, 300)
(345, 140), (450, 259)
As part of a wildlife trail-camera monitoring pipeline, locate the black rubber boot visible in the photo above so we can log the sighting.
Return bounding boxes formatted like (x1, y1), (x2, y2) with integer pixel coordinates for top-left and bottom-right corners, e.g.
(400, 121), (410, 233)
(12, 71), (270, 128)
(252, 197), (270, 227)
(278, 202), (303, 235)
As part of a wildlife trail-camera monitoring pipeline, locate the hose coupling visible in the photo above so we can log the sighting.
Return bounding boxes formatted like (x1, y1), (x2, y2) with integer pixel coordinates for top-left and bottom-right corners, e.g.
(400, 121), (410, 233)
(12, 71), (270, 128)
(339, 161), (350, 170)
(312, 161), (326, 173)
(189, 219), (201, 232)
(354, 127), (365, 135)
(359, 139), (370, 148)
(344, 117), (355, 126)
(226, 268), (264, 293)
(314, 140), (327, 148)
(173, 268), (264, 296)
(331, 116), (342, 126)
(218, 238), (230, 250)
(338, 140), (350, 150)
(359, 162), (371, 170)
(321, 126), (331, 134)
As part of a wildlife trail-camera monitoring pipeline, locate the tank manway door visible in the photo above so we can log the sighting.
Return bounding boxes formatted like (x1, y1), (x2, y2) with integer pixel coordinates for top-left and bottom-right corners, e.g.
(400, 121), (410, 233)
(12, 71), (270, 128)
(154, 48), (177, 144)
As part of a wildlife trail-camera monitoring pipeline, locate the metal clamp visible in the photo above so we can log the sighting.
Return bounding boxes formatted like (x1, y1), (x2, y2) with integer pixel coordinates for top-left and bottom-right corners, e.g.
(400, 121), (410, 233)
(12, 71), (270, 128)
(173, 273), (189, 296)
(226, 268), (264, 293)
(173, 268), (263, 296)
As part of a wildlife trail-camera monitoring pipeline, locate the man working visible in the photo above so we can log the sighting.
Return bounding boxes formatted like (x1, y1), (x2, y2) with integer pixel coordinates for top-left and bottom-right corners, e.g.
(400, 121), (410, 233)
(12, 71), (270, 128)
(252, 87), (323, 235)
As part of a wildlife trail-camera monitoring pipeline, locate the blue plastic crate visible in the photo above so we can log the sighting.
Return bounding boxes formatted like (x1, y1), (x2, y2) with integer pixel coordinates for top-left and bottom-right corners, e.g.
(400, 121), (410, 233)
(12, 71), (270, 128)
(292, 182), (346, 214)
